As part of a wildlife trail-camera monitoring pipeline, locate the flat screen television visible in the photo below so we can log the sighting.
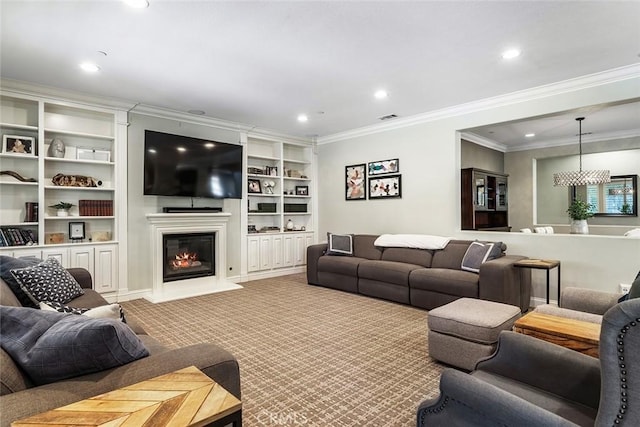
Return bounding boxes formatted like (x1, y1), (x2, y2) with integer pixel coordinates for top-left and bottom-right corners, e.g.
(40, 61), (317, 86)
(144, 130), (243, 199)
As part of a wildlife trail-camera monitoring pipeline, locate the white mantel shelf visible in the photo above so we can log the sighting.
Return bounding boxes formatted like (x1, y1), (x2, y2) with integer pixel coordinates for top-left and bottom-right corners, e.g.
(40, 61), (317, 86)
(145, 212), (241, 303)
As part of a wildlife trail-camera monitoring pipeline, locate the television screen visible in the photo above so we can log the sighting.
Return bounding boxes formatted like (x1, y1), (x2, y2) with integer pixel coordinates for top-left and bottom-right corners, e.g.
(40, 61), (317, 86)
(144, 130), (243, 199)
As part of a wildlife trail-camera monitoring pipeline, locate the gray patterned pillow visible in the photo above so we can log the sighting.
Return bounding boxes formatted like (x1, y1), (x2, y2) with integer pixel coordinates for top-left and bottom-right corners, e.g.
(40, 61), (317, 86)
(327, 232), (353, 256)
(0, 306), (148, 385)
(461, 241), (503, 273)
(10, 258), (84, 305)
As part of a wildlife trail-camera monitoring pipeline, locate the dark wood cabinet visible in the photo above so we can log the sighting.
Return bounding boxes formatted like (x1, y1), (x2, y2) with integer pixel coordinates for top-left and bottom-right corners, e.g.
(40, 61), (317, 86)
(461, 168), (510, 231)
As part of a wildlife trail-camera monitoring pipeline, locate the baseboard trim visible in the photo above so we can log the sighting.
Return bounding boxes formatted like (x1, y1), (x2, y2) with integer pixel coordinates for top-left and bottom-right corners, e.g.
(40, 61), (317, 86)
(240, 266), (306, 282)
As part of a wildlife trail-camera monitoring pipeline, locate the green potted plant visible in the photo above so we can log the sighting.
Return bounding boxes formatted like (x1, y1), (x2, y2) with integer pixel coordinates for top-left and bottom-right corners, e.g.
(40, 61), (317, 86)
(567, 198), (594, 234)
(49, 201), (74, 217)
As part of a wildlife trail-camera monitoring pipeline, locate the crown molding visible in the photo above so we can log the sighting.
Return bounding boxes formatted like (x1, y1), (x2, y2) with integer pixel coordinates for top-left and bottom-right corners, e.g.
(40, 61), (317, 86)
(131, 104), (313, 145)
(317, 63), (640, 145)
(460, 132), (508, 152)
(0, 78), (136, 111)
(505, 129), (640, 152)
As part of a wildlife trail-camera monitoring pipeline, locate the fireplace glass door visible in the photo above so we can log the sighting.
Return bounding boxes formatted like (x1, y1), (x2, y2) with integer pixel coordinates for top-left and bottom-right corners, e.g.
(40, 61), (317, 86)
(163, 232), (215, 282)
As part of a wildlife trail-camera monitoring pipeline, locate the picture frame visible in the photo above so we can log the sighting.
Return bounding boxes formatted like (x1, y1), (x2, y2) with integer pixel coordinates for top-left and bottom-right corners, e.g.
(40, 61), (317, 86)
(295, 185), (309, 196)
(266, 166), (278, 177)
(76, 147), (111, 162)
(345, 164), (366, 200)
(369, 174), (402, 199)
(69, 221), (86, 241)
(248, 178), (262, 194)
(368, 158), (399, 176)
(2, 135), (35, 156)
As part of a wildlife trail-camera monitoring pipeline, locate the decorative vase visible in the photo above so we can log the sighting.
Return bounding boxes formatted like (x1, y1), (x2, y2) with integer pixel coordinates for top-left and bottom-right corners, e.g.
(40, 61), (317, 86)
(570, 219), (589, 234)
(48, 138), (66, 158)
(56, 209), (68, 217)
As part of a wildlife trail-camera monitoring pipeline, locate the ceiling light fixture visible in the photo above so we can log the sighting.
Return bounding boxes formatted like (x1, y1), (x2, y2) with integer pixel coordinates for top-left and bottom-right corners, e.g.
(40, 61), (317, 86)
(525, 133), (535, 138)
(553, 117), (610, 186)
(123, 0), (149, 8)
(502, 49), (521, 60)
(79, 62), (100, 73)
(297, 114), (308, 123)
(374, 90), (388, 99)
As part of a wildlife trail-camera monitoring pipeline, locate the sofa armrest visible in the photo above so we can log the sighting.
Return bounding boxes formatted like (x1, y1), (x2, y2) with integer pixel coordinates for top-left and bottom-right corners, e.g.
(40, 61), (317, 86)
(475, 331), (600, 409)
(560, 286), (622, 315)
(478, 255), (531, 312)
(417, 369), (576, 427)
(67, 268), (92, 289)
(306, 243), (327, 285)
(0, 343), (240, 427)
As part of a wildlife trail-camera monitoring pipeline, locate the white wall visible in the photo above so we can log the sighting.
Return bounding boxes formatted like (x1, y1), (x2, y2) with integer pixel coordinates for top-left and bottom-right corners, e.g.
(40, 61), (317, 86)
(127, 113), (243, 292)
(317, 75), (640, 302)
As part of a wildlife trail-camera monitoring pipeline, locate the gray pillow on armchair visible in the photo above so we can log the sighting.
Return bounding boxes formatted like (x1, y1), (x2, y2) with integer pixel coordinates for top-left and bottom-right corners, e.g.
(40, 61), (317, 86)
(0, 306), (148, 385)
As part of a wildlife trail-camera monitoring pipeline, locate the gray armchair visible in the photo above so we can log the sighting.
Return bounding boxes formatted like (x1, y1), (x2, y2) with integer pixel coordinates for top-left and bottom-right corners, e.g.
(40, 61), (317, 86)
(417, 298), (640, 426)
(534, 286), (622, 324)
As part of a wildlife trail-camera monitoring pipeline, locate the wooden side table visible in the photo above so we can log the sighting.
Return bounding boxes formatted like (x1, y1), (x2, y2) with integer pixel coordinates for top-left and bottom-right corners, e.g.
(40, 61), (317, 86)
(513, 311), (600, 358)
(514, 259), (561, 304)
(12, 366), (242, 427)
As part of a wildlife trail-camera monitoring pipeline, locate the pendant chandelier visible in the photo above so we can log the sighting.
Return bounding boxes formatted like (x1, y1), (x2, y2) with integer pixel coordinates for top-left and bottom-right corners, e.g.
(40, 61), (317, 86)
(553, 117), (610, 186)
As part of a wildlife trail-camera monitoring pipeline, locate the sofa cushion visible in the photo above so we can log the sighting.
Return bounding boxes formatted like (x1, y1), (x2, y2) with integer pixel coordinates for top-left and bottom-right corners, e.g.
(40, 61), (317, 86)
(431, 240), (472, 270)
(326, 232), (353, 256)
(0, 255), (42, 308)
(0, 306), (149, 385)
(461, 241), (503, 273)
(317, 255), (364, 276)
(409, 268), (479, 298)
(381, 247), (433, 267)
(358, 260), (422, 286)
(353, 234), (383, 260)
(10, 258), (84, 305)
(1, 348), (31, 395)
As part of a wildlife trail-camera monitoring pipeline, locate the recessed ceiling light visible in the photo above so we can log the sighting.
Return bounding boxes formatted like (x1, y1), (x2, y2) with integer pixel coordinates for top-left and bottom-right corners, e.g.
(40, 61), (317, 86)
(204, 143), (215, 149)
(374, 90), (388, 99)
(123, 0), (149, 8)
(525, 133), (535, 138)
(502, 49), (521, 60)
(297, 114), (308, 123)
(177, 147), (186, 152)
(79, 62), (100, 73)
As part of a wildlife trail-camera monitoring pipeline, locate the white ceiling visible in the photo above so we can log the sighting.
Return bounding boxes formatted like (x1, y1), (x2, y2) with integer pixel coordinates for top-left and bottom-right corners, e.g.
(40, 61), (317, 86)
(1, 1), (639, 140)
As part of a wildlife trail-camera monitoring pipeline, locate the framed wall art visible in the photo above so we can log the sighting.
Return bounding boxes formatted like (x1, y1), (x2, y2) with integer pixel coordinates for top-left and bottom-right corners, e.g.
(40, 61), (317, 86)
(248, 178), (262, 194)
(369, 174), (401, 199)
(2, 135), (35, 156)
(69, 221), (86, 241)
(368, 158), (399, 176)
(345, 164), (366, 200)
(295, 185), (309, 196)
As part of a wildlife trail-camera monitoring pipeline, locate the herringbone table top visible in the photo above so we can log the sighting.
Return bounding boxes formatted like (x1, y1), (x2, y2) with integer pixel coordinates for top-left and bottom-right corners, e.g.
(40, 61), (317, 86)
(12, 366), (242, 427)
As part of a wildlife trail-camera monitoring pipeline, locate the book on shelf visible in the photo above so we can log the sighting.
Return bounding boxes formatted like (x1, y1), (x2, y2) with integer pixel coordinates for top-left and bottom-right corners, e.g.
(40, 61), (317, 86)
(0, 227), (37, 246)
(24, 202), (38, 222)
(79, 199), (113, 216)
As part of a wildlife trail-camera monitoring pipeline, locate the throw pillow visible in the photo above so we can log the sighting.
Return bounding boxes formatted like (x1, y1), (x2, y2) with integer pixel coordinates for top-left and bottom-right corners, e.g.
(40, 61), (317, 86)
(0, 306), (148, 385)
(326, 232), (353, 256)
(461, 241), (503, 273)
(10, 258), (84, 305)
(0, 256), (42, 308)
(39, 301), (127, 323)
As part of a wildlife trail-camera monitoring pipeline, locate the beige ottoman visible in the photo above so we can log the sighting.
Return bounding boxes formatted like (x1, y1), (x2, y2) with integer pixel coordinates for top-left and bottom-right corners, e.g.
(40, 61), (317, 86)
(428, 298), (521, 370)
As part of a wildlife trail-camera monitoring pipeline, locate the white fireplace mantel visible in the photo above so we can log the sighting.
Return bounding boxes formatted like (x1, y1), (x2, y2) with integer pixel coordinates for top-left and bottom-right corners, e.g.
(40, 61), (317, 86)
(145, 213), (242, 303)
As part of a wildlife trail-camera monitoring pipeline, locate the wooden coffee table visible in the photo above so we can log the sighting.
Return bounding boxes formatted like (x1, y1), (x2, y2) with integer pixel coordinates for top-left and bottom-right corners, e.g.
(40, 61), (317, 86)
(513, 311), (600, 358)
(12, 366), (242, 427)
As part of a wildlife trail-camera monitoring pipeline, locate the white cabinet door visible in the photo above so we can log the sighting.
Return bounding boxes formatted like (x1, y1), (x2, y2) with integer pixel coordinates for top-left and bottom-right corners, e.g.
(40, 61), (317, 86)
(70, 247), (94, 273)
(304, 234), (313, 265)
(259, 236), (272, 270)
(41, 248), (69, 267)
(247, 236), (260, 272)
(283, 234), (294, 267)
(94, 244), (117, 293)
(9, 248), (42, 259)
(271, 234), (283, 269)
(294, 234), (306, 266)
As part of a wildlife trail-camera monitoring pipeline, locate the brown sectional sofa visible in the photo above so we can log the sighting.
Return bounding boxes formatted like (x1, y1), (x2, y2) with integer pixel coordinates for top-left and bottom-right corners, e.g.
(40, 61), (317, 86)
(307, 235), (531, 312)
(0, 264), (240, 426)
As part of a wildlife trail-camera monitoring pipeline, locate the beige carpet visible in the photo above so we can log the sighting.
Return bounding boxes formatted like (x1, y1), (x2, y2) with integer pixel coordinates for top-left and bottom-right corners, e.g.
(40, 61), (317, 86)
(121, 273), (444, 426)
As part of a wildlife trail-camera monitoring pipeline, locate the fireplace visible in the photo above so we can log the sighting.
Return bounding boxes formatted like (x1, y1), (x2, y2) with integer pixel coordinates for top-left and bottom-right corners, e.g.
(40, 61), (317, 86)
(145, 212), (242, 303)
(163, 232), (215, 282)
